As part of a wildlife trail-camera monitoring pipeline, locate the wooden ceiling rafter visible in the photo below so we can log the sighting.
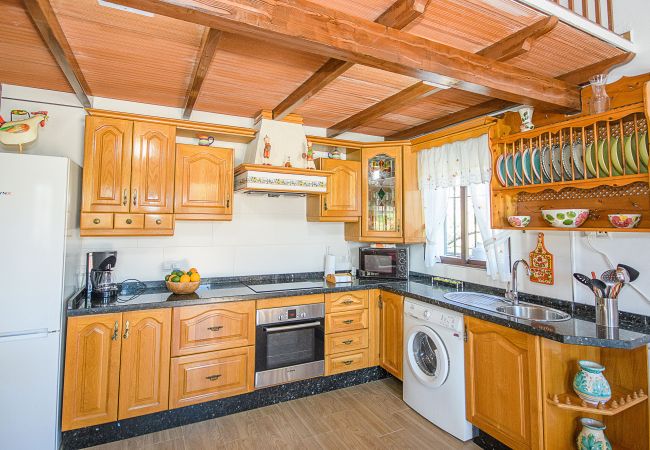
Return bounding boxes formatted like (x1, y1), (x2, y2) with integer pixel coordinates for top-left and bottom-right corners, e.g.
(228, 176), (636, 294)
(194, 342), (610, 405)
(182, 27), (223, 119)
(388, 49), (635, 140)
(326, 15), (559, 138)
(22, 0), (92, 107)
(271, 0), (429, 121)
(109, 0), (581, 111)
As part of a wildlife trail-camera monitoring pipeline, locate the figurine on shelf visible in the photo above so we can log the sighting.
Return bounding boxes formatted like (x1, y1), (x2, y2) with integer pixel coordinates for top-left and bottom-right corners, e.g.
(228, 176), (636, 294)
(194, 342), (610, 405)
(328, 148), (341, 159)
(284, 156), (292, 168)
(0, 109), (49, 152)
(303, 141), (316, 170)
(262, 134), (272, 165)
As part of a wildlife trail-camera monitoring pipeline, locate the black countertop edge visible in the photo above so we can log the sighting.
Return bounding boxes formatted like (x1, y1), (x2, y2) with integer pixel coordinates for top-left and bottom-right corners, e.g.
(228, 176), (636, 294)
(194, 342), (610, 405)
(67, 272), (650, 349)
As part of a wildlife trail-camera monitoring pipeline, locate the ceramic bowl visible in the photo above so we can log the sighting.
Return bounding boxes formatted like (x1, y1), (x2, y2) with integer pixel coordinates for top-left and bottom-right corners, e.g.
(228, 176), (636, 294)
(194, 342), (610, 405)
(608, 213), (642, 229)
(542, 209), (590, 228)
(507, 215), (531, 228)
(166, 280), (200, 294)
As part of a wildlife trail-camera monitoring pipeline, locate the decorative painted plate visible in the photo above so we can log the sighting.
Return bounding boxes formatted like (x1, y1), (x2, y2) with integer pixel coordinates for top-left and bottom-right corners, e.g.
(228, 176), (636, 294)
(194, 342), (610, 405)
(639, 131), (649, 166)
(541, 145), (552, 182)
(531, 147), (542, 184)
(597, 139), (610, 176)
(609, 136), (624, 176)
(505, 154), (515, 186)
(520, 149), (533, 184)
(572, 141), (585, 179)
(513, 151), (524, 185)
(585, 142), (598, 178)
(624, 135), (638, 173)
(561, 142), (574, 180)
(551, 144), (563, 181)
(496, 154), (507, 187)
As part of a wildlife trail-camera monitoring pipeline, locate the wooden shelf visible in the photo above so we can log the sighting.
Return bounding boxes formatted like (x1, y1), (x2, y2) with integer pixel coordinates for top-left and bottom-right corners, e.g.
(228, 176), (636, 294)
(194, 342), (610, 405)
(492, 174), (648, 193)
(547, 388), (647, 416)
(496, 226), (650, 233)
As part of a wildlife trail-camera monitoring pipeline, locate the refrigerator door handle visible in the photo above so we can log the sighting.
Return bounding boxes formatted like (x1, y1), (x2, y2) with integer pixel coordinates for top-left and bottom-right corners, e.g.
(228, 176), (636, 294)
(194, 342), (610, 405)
(0, 329), (50, 343)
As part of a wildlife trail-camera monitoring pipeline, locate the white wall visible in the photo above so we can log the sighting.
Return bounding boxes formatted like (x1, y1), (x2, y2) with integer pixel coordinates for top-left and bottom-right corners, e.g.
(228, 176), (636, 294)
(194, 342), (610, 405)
(0, 84), (381, 282)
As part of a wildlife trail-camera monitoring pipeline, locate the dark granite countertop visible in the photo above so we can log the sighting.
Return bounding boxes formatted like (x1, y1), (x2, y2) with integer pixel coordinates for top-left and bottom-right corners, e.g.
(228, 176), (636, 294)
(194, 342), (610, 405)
(67, 275), (650, 349)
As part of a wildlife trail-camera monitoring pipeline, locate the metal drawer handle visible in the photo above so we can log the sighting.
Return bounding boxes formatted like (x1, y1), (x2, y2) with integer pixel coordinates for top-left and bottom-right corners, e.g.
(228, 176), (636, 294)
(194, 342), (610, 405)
(342, 300), (354, 305)
(207, 326), (223, 332)
(93, 218), (101, 224)
(343, 319), (354, 324)
(123, 320), (130, 339)
(155, 218), (162, 225)
(111, 321), (119, 341)
(265, 321), (321, 333)
(342, 360), (353, 366)
(342, 339), (353, 345)
(205, 374), (221, 381)
(126, 218), (133, 225)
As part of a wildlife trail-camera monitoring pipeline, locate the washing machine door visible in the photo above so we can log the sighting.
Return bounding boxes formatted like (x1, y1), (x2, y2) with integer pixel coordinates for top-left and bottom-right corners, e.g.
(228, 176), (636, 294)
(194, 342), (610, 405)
(406, 325), (449, 388)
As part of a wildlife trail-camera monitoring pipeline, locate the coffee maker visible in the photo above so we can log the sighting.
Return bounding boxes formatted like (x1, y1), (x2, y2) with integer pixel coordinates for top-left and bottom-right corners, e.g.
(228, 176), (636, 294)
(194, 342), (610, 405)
(86, 251), (119, 301)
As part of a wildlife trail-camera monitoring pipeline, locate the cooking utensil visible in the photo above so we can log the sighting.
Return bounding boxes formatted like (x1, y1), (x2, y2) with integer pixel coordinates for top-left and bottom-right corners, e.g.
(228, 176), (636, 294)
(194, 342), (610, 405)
(591, 279), (607, 298)
(601, 269), (619, 296)
(617, 264), (639, 282)
(573, 273), (593, 290)
(610, 282), (623, 299)
(616, 266), (630, 283)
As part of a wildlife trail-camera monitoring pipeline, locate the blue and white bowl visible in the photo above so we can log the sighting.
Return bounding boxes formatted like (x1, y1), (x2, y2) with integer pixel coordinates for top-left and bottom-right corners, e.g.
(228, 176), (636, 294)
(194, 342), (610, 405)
(573, 360), (611, 406)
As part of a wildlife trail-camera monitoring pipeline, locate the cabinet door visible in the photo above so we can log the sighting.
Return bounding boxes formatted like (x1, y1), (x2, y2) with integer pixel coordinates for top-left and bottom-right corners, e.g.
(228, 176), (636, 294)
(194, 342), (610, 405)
(379, 291), (403, 380)
(171, 302), (255, 356)
(402, 144), (425, 243)
(174, 144), (233, 217)
(130, 122), (176, 213)
(118, 309), (171, 420)
(61, 314), (122, 431)
(320, 159), (361, 218)
(464, 317), (542, 450)
(82, 116), (133, 213)
(362, 146), (403, 239)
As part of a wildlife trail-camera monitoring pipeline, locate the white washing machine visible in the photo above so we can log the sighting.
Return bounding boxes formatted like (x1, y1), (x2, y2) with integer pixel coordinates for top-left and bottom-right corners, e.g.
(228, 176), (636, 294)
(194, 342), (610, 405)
(403, 298), (474, 442)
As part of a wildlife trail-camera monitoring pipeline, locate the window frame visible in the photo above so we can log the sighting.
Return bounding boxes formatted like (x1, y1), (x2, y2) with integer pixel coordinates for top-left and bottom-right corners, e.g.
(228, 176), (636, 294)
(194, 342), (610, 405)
(440, 186), (487, 269)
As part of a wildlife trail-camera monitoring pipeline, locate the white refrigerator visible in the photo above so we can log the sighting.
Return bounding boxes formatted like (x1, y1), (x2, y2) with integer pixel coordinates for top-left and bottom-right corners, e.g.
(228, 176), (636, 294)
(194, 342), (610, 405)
(0, 153), (82, 450)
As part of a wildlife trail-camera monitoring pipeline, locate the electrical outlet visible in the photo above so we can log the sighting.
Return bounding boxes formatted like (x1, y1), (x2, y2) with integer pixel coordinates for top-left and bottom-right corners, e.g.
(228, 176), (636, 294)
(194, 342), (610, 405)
(584, 231), (611, 239)
(162, 260), (185, 271)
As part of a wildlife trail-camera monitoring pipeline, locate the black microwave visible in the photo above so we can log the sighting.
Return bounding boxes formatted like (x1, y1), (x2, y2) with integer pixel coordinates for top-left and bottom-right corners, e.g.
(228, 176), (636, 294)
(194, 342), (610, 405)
(357, 247), (408, 280)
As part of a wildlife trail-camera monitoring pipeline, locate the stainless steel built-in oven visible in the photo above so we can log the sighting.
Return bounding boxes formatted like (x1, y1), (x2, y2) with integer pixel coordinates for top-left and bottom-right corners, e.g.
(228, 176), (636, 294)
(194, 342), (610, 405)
(255, 303), (325, 388)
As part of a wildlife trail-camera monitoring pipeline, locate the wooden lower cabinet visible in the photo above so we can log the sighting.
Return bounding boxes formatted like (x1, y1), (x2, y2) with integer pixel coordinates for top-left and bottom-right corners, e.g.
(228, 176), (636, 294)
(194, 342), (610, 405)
(325, 329), (368, 354)
(464, 317), (543, 450)
(326, 309), (368, 333)
(118, 309), (172, 419)
(169, 346), (255, 409)
(171, 301), (255, 356)
(379, 291), (403, 380)
(326, 349), (369, 375)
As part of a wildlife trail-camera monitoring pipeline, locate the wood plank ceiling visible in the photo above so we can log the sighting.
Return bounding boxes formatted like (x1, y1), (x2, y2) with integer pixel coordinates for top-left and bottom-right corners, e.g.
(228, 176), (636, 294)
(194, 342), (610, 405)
(0, 0), (631, 139)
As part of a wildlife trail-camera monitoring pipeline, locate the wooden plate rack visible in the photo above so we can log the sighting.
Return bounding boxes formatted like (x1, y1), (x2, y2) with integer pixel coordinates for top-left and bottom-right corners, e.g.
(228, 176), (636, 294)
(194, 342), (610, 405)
(490, 103), (650, 232)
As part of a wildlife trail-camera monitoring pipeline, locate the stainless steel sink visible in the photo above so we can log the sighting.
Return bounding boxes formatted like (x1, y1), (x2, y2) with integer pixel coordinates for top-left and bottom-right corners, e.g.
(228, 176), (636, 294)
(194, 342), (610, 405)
(495, 304), (571, 322)
(443, 292), (571, 322)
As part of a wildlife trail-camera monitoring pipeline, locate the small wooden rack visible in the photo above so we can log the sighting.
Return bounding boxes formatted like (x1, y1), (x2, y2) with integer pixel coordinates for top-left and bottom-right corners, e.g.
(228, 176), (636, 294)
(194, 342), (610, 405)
(547, 387), (647, 416)
(490, 102), (650, 232)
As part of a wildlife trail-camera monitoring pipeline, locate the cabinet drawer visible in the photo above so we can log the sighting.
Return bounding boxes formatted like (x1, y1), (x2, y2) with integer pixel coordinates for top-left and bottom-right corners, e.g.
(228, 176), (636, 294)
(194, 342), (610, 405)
(325, 349), (368, 375)
(325, 329), (368, 355)
(81, 213), (113, 230)
(325, 290), (368, 313)
(144, 214), (173, 230)
(169, 346), (254, 409)
(326, 309), (368, 334)
(114, 213), (144, 229)
(172, 302), (255, 356)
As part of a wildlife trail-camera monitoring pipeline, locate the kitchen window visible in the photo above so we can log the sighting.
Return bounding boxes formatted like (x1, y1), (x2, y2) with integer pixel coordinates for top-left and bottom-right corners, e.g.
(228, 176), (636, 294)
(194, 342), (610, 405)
(441, 185), (486, 269)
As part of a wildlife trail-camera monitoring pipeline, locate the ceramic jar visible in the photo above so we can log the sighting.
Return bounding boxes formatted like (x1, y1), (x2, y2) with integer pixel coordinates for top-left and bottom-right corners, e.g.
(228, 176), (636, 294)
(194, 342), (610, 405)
(573, 360), (612, 405)
(518, 106), (535, 131)
(577, 418), (612, 450)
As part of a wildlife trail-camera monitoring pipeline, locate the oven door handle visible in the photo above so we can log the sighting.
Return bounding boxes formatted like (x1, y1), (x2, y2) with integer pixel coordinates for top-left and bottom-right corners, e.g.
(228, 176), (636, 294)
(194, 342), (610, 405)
(264, 321), (322, 333)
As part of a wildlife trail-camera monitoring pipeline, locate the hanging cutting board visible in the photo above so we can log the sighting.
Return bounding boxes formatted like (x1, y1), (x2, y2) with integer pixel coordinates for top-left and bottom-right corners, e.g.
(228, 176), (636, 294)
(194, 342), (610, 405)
(529, 232), (554, 285)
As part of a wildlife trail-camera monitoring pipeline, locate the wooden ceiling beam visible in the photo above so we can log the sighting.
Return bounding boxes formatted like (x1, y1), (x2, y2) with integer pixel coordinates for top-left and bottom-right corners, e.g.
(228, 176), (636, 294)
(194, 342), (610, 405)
(183, 27), (222, 119)
(387, 50), (636, 140)
(327, 16), (559, 137)
(109, 0), (581, 111)
(22, 0), (92, 107)
(272, 0), (428, 121)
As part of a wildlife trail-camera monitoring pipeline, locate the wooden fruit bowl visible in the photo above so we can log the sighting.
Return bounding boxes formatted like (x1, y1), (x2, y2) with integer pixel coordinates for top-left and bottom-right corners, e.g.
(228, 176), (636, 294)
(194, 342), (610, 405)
(166, 280), (200, 294)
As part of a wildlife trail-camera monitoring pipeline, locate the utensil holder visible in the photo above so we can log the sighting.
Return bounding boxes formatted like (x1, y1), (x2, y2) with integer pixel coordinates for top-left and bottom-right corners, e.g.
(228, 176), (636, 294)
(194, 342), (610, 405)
(595, 297), (618, 328)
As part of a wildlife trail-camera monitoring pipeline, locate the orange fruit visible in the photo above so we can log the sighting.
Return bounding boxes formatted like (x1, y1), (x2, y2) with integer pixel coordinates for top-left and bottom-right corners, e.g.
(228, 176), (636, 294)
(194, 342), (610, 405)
(190, 272), (200, 282)
(180, 274), (191, 283)
(188, 268), (198, 274)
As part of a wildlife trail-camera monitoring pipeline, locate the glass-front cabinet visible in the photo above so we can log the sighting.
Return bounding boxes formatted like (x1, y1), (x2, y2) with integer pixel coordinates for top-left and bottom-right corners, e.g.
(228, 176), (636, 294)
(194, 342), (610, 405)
(361, 146), (403, 239)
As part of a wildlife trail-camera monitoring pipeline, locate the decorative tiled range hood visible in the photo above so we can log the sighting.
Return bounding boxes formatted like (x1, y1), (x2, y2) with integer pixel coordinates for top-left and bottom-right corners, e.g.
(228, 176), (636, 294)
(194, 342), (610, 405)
(235, 111), (331, 195)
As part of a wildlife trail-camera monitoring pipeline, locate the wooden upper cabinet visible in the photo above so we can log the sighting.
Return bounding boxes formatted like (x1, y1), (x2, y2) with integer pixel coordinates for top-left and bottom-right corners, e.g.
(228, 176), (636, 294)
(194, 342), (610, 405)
(62, 314), (122, 431)
(464, 317), (543, 450)
(379, 291), (403, 380)
(307, 159), (360, 222)
(174, 144), (233, 219)
(82, 116), (133, 213)
(130, 122), (176, 214)
(118, 309), (171, 420)
(362, 146), (403, 239)
(402, 145), (425, 244)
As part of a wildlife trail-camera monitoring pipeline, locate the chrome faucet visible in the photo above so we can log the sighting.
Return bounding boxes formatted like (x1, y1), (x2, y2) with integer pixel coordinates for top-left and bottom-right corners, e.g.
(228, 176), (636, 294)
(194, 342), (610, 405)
(505, 259), (531, 305)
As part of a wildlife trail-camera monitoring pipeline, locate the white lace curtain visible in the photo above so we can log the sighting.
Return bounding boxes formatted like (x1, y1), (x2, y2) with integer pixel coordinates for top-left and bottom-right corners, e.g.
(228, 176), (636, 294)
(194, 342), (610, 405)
(417, 134), (511, 282)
